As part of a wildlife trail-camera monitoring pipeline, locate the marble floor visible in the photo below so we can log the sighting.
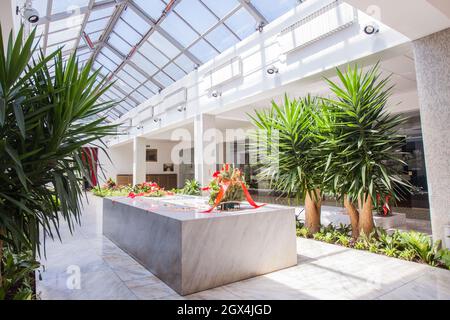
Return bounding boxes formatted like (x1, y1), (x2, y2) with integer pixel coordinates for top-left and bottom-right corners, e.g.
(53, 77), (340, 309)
(36, 194), (450, 300)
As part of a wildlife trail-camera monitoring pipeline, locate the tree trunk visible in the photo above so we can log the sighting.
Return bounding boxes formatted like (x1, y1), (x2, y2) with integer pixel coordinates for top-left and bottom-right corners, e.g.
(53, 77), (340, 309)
(359, 195), (374, 236)
(304, 189), (322, 235)
(344, 195), (360, 239)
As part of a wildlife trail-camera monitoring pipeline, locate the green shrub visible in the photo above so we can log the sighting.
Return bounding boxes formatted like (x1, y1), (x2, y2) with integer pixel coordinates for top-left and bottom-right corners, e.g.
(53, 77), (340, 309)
(398, 231), (440, 265)
(0, 248), (40, 300)
(180, 179), (201, 196)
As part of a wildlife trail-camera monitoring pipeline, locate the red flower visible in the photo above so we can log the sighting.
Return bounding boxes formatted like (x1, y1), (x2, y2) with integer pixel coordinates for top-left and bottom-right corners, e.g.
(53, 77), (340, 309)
(212, 171), (220, 178)
(128, 192), (136, 199)
(201, 187), (211, 191)
(224, 164), (230, 171)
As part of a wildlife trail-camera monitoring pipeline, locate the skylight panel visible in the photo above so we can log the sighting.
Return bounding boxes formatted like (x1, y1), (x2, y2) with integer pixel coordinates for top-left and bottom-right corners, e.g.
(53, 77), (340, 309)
(121, 7), (151, 36)
(123, 65), (147, 83)
(174, 54), (196, 73)
(52, 0), (90, 14)
(101, 47), (122, 65)
(148, 31), (180, 60)
(113, 19), (142, 47)
(117, 70), (141, 88)
(225, 7), (257, 40)
(137, 85), (154, 98)
(163, 63), (185, 81)
(144, 81), (160, 94)
(48, 15), (85, 33)
(205, 25), (239, 52)
(250, 0), (299, 22)
(88, 6), (115, 21)
(47, 39), (77, 54)
(108, 33), (133, 56)
(139, 42), (169, 68)
(199, 0), (239, 18)
(85, 17), (109, 34)
(175, 0), (219, 34)
(153, 71), (174, 87)
(160, 13), (198, 47)
(96, 53), (119, 73)
(130, 53), (159, 76)
(133, 0), (166, 20)
(130, 91), (147, 104)
(47, 26), (81, 46)
(88, 30), (103, 42)
(189, 39), (217, 63)
(114, 78), (134, 95)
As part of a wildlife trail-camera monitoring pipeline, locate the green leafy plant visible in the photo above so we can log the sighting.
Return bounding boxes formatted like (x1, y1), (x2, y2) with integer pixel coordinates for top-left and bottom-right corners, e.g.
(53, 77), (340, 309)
(0, 24), (118, 294)
(322, 63), (412, 238)
(180, 179), (201, 196)
(250, 95), (328, 234)
(398, 231), (441, 265)
(0, 247), (40, 300)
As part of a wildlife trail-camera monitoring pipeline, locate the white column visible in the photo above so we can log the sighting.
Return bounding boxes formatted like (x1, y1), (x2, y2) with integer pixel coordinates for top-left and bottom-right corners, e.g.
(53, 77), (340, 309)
(413, 28), (450, 247)
(0, 0), (19, 46)
(133, 137), (147, 185)
(194, 114), (216, 186)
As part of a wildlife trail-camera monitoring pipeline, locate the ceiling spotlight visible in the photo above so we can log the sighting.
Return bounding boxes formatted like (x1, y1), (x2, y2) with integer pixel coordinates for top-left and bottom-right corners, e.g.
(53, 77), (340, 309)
(177, 106), (186, 112)
(256, 21), (265, 33)
(210, 90), (221, 98)
(363, 23), (380, 35)
(266, 65), (279, 75)
(17, 3), (40, 24)
(153, 118), (161, 123)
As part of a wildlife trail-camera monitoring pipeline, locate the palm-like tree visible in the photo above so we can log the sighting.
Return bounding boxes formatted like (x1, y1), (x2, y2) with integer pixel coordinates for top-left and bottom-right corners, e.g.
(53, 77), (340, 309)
(322, 63), (411, 238)
(0, 25), (117, 285)
(250, 95), (327, 234)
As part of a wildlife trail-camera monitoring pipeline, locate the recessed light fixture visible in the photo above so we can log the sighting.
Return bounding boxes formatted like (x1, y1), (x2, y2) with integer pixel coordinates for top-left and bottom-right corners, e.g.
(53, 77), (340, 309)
(210, 90), (221, 98)
(267, 65), (279, 75)
(363, 23), (380, 35)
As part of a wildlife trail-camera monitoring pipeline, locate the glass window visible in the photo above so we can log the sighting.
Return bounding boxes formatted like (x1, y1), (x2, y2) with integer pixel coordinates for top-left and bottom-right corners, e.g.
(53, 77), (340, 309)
(163, 63), (185, 81)
(47, 26), (81, 46)
(139, 42), (169, 68)
(88, 30), (103, 42)
(137, 85), (154, 98)
(200, 0), (239, 18)
(175, 0), (218, 34)
(153, 71), (174, 87)
(33, 0), (48, 17)
(225, 8), (257, 40)
(49, 15), (84, 33)
(88, 6), (115, 21)
(117, 70), (141, 88)
(97, 53), (118, 74)
(130, 90), (147, 104)
(189, 39), (217, 63)
(148, 31), (180, 59)
(121, 7), (151, 36)
(205, 25), (239, 52)
(133, 0), (166, 20)
(52, 0), (90, 14)
(85, 17), (109, 34)
(101, 47), (122, 65)
(130, 52), (159, 76)
(250, 0), (299, 22)
(123, 64), (147, 83)
(108, 33), (132, 55)
(174, 54), (195, 73)
(160, 13), (197, 47)
(47, 39), (77, 54)
(144, 81), (160, 94)
(113, 19), (142, 46)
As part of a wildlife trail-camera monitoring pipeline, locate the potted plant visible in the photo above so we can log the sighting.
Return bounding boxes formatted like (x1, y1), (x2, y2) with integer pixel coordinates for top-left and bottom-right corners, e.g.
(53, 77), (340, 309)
(322, 63), (412, 238)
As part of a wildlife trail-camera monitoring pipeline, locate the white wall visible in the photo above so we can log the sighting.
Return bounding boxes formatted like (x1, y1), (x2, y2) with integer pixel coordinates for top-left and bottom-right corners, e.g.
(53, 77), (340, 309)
(98, 139), (182, 186)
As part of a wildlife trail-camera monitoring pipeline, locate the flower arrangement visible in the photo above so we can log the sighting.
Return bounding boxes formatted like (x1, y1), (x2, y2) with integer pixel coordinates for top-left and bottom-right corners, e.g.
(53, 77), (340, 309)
(92, 179), (174, 198)
(202, 164), (265, 212)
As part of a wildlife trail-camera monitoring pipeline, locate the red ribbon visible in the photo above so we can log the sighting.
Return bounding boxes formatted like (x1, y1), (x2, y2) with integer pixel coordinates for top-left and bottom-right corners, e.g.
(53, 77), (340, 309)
(202, 181), (265, 213)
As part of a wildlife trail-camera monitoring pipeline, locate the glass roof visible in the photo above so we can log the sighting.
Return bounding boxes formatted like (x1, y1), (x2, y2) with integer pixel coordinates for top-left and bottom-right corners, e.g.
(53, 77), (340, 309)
(32, 0), (302, 120)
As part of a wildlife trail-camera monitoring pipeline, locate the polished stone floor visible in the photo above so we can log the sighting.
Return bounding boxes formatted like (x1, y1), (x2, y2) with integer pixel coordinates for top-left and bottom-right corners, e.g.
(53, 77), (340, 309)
(36, 194), (450, 300)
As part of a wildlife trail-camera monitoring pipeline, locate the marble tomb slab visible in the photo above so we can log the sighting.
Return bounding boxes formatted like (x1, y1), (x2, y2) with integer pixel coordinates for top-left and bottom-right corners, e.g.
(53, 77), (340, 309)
(103, 196), (297, 295)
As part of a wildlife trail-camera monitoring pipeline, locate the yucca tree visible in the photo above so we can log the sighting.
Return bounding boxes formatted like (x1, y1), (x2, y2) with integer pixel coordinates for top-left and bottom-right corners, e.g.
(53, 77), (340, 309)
(250, 95), (327, 234)
(0, 25), (117, 285)
(322, 63), (411, 238)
